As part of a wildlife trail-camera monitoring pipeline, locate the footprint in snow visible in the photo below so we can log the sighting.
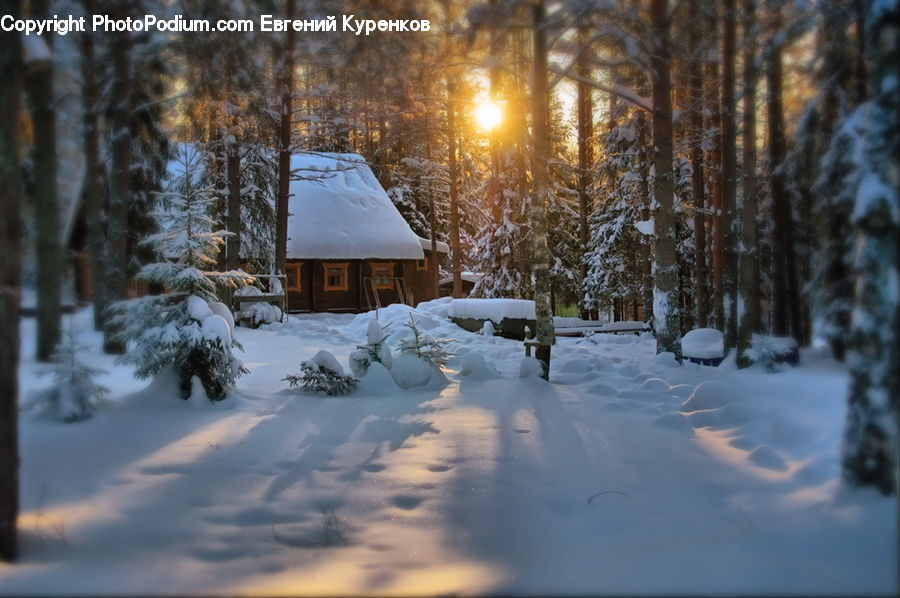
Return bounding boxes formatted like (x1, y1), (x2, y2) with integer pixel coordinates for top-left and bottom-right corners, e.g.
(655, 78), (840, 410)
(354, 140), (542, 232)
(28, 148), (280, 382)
(363, 463), (386, 473)
(391, 495), (424, 510)
(427, 464), (451, 472)
(653, 413), (695, 437)
(748, 445), (788, 471)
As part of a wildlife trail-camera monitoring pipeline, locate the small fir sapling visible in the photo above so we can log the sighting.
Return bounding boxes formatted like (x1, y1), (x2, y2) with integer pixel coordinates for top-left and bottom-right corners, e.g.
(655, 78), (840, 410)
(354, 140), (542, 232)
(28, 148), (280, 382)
(284, 350), (358, 396)
(35, 330), (108, 422)
(109, 144), (253, 401)
(398, 314), (452, 368)
(349, 317), (393, 376)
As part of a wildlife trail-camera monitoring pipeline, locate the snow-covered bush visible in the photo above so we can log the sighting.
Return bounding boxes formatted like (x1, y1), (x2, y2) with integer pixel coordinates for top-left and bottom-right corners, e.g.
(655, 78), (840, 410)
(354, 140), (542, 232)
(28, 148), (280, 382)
(397, 314), (452, 368)
(110, 145), (253, 401)
(33, 331), (108, 422)
(284, 350), (358, 396)
(349, 318), (393, 377)
(742, 334), (800, 372)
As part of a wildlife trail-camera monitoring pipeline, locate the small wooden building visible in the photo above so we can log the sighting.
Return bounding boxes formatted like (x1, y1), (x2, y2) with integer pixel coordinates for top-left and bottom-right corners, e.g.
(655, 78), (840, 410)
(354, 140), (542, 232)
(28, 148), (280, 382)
(283, 153), (447, 313)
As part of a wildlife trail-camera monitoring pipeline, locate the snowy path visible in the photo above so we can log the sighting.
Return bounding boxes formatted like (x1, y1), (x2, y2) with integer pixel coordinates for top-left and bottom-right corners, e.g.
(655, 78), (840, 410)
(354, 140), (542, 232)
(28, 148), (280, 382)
(3, 307), (896, 595)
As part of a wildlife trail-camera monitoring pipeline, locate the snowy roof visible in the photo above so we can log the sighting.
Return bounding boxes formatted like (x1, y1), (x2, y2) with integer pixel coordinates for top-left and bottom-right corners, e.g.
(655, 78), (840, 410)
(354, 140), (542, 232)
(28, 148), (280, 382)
(287, 153), (424, 260)
(439, 272), (482, 286)
(419, 236), (450, 254)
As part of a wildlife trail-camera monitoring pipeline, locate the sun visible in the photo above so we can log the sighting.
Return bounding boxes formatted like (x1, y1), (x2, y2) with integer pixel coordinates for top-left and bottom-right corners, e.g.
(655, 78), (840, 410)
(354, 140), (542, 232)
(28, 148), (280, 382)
(474, 99), (503, 131)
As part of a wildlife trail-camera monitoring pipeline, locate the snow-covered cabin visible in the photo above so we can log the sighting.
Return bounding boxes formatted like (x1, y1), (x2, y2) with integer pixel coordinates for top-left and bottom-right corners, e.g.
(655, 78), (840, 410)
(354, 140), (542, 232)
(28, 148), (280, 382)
(283, 153), (447, 312)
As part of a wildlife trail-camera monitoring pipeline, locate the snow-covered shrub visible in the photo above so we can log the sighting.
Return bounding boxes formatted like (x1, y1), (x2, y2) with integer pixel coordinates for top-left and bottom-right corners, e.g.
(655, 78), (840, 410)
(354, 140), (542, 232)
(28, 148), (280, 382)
(742, 334), (799, 372)
(397, 314), (452, 368)
(110, 144), (253, 401)
(237, 302), (283, 328)
(349, 318), (393, 376)
(33, 331), (108, 422)
(284, 350), (358, 396)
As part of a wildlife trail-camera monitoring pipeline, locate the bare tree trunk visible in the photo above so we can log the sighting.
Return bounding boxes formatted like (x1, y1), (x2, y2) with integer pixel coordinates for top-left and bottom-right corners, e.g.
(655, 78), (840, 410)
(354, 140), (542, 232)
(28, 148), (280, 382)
(576, 27), (594, 319)
(224, 55), (241, 276)
(102, 20), (132, 354)
(721, 0), (739, 351)
(26, 0), (60, 361)
(447, 78), (462, 298)
(274, 0), (296, 277)
(705, 5), (724, 332)
(766, 1), (800, 340)
(0, 0), (22, 560)
(841, 0), (900, 495)
(737, 0), (761, 367)
(688, 0), (708, 328)
(637, 112), (653, 321)
(650, 0), (681, 358)
(80, 0), (105, 332)
(531, 0), (555, 378)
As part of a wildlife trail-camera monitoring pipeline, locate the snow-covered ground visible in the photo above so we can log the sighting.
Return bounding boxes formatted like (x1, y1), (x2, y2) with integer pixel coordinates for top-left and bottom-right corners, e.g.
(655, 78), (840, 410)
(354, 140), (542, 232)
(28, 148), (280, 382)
(3, 300), (897, 596)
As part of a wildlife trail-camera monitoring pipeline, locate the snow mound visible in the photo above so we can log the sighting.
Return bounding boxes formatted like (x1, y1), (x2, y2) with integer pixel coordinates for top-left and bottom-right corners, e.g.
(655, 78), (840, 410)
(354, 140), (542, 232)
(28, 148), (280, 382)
(415, 296), (453, 319)
(448, 298), (536, 322)
(187, 295), (213, 321)
(639, 377), (670, 393)
(201, 314), (232, 346)
(653, 413), (695, 437)
(519, 356), (545, 378)
(651, 351), (680, 367)
(345, 304), (445, 341)
(682, 328), (725, 359)
(558, 357), (593, 374)
(748, 445), (788, 471)
(681, 381), (741, 411)
(357, 362), (400, 395)
(309, 349), (346, 375)
(208, 301), (235, 331)
(586, 383), (618, 397)
(390, 353), (435, 389)
(459, 352), (497, 379)
(367, 318), (388, 344)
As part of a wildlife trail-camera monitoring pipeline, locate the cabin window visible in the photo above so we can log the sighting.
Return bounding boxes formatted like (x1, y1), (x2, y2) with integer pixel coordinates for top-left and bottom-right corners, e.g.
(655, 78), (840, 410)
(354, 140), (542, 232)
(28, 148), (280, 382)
(323, 262), (349, 292)
(416, 257), (428, 271)
(285, 263), (302, 292)
(370, 262), (395, 289)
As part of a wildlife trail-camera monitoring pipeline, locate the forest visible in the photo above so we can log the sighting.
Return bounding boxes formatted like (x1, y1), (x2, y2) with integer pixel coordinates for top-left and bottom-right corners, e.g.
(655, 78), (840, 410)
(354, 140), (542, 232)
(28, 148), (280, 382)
(0, 0), (897, 583)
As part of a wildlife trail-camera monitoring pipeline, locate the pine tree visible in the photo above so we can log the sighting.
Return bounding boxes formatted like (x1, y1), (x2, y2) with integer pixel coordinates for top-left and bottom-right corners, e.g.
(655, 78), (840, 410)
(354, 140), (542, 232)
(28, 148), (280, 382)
(109, 144), (253, 400)
(284, 350), (358, 396)
(34, 330), (108, 422)
(840, 0), (899, 495)
(398, 314), (453, 368)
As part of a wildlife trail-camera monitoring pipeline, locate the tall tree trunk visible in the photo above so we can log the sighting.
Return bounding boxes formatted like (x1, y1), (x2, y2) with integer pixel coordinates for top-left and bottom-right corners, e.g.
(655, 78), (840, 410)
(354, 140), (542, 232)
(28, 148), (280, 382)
(841, 0), (900, 495)
(766, 1), (800, 340)
(0, 0), (22, 560)
(688, 0), (708, 328)
(226, 143), (241, 271)
(721, 0), (739, 350)
(224, 55), (241, 276)
(737, 0), (761, 367)
(576, 27), (594, 319)
(705, 5), (724, 331)
(530, 0), (555, 378)
(447, 79), (462, 298)
(274, 0), (296, 277)
(637, 112), (653, 321)
(650, 0), (681, 358)
(26, 0), (60, 361)
(80, 0), (105, 332)
(102, 21), (132, 354)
